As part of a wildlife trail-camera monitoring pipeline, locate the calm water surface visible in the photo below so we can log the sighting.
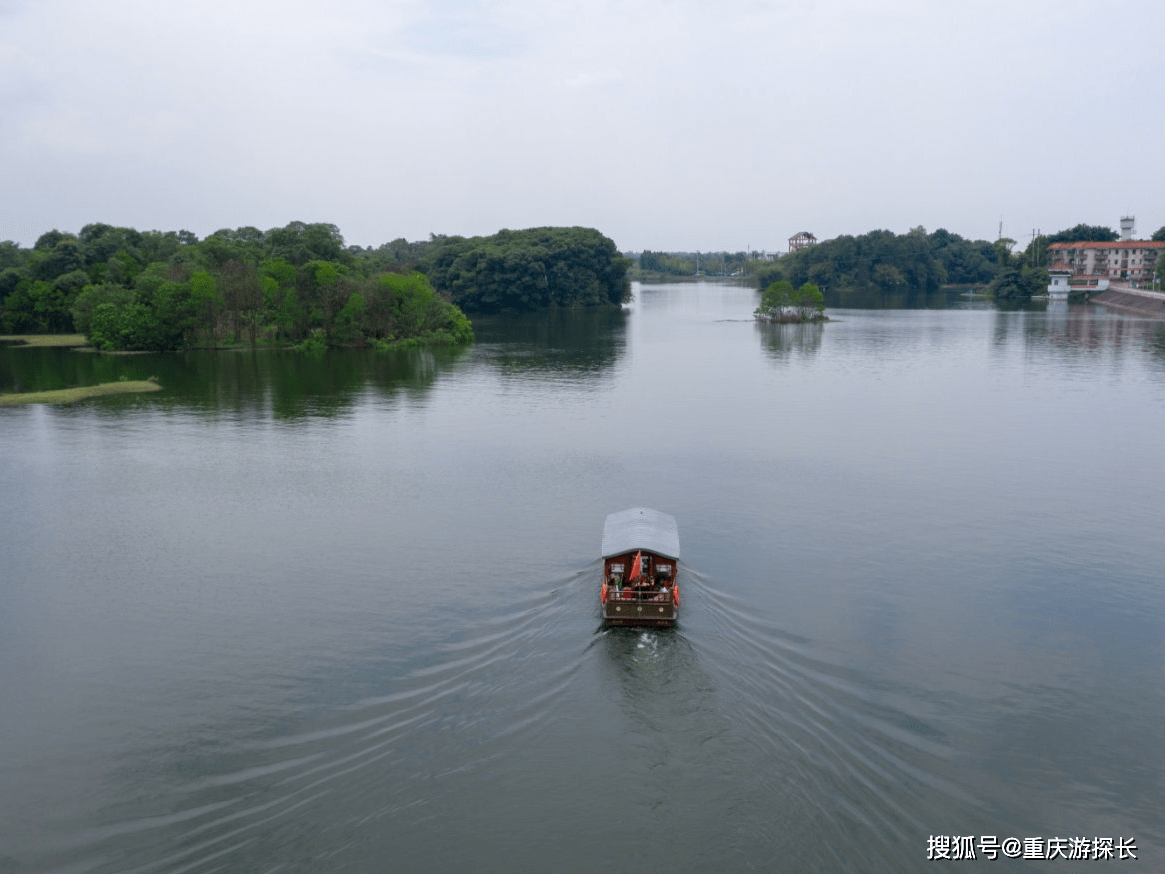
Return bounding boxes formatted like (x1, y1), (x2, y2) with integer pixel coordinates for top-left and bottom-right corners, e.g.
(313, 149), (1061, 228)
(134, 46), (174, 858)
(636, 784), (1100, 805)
(2, 284), (1164, 872)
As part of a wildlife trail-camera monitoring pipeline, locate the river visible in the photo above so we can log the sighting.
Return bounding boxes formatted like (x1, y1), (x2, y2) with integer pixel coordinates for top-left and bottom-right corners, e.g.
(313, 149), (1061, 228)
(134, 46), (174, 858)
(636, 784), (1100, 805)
(2, 283), (1163, 872)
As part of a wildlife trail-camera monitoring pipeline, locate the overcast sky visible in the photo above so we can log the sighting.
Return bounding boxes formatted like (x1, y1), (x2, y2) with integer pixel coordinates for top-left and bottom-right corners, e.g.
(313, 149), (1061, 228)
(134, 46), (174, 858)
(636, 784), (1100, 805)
(2, 0), (1162, 253)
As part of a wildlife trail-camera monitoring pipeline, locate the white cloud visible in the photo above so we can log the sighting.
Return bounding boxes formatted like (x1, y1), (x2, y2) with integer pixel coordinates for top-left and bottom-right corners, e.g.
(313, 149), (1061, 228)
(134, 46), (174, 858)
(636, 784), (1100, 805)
(1, 0), (1163, 249)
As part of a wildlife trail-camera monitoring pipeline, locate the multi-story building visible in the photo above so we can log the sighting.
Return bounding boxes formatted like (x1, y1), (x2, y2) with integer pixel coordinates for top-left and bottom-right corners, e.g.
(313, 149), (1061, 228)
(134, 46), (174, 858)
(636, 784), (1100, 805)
(1046, 240), (1163, 286)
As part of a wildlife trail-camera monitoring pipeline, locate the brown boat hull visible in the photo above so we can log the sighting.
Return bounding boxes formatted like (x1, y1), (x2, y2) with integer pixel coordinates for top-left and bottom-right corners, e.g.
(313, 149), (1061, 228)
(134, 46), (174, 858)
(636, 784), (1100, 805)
(603, 597), (677, 627)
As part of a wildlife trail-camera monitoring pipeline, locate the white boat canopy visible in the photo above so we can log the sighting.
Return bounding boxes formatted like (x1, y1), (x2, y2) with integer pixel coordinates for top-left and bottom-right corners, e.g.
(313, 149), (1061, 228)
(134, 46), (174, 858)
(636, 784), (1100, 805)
(601, 507), (680, 560)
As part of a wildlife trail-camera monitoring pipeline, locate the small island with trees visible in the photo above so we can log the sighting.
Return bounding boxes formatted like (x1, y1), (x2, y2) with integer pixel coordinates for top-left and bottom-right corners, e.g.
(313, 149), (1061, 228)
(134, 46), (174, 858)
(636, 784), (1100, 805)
(754, 280), (827, 323)
(419, 226), (631, 313)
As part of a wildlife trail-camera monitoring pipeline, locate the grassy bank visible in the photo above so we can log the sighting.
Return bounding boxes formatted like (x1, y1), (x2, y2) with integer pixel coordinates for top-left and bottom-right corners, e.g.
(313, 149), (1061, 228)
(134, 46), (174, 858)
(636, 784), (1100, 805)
(0, 380), (161, 406)
(0, 334), (88, 347)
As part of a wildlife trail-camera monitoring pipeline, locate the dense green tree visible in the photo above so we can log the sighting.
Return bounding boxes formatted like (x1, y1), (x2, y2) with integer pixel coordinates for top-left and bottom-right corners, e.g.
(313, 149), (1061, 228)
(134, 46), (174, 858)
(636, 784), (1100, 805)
(72, 282), (134, 335)
(189, 270), (223, 346)
(0, 267), (24, 301)
(265, 222), (348, 266)
(102, 249), (145, 286)
(755, 279), (824, 322)
(152, 280), (198, 349)
(262, 257), (297, 289)
(758, 227), (971, 296)
(928, 229), (997, 284)
(78, 224), (144, 271)
(379, 272), (444, 336)
(86, 302), (130, 350)
(218, 260), (264, 346)
(139, 230), (187, 265)
(2, 278), (39, 332)
(421, 227), (630, 313)
(8, 220), (485, 349)
(756, 280), (794, 318)
(261, 258), (300, 340)
(1151, 226), (1165, 242)
(199, 233), (256, 268)
(1045, 224), (1118, 244)
(0, 241), (25, 271)
(33, 230), (75, 252)
(792, 282), (825, 320)
(1, 271), (77, 333)
(872, 262), (907, 287)
(989, 264), (1047, 300)
(34, 280), (75, 333)
(84, 276), (194, 352)
(51, 269), (90, 330)
(355, 237), (435, 275)
(376, 272), (473, 345)
(299, 259), (351, 335)
(333, 292), (366, 344)
(30, 237), (84, 281)
(993, 238), (1017, 269)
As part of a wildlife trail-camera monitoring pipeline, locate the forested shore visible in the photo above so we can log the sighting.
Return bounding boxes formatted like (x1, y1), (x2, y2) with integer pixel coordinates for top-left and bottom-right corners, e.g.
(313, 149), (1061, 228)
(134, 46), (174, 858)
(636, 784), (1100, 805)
(0, 222), (473, 352)
(754, 223), (1165, 302)
(0, 222), (635, 352)
(6, 219), (1159, 353)
(755, 227), (1021, 299)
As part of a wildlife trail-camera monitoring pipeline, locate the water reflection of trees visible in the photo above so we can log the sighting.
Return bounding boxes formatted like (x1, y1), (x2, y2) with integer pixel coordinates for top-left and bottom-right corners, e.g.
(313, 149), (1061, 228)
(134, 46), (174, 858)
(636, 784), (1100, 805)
(471, 307), (628, 386)
(3, 307), (628, 417)
(991, 305), (1165, 370)
(754, 321), (824, 362)
(2, 346), (130, 395)
(183, 347), (469, 420)
(824, 287), (962, 310)
(1, 344), (469, 420)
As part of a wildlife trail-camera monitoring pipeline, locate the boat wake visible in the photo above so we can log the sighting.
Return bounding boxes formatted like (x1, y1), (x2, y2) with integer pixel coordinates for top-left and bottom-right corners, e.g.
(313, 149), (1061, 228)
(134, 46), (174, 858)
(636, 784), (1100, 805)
(40, 560), (988, 874)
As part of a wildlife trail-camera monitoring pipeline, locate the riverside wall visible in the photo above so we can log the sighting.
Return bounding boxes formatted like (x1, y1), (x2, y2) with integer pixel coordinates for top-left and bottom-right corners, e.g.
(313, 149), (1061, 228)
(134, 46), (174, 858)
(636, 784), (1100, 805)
(1089, 287), (1165, 318)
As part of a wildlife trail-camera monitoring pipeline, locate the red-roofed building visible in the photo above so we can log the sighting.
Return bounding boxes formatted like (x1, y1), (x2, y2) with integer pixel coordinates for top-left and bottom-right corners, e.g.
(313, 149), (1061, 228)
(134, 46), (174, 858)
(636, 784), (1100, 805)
(1046, 240), (1163, 286)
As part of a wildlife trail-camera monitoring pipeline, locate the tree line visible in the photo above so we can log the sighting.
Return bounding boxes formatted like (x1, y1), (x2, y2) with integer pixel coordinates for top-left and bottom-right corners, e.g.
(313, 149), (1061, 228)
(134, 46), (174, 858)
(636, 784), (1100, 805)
(6, 219), (1160, 343)
(0, 222), (475, 350)
(757, 223), (1165, 303)
(635, 251), (752, 278)
(417, 227), (631, 313)
(757, 226), (1001, 297)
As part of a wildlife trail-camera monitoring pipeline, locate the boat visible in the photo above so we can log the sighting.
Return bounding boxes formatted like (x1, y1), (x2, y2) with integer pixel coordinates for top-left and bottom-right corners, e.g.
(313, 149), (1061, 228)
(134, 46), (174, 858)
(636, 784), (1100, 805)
(600, 507), (680, 627)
